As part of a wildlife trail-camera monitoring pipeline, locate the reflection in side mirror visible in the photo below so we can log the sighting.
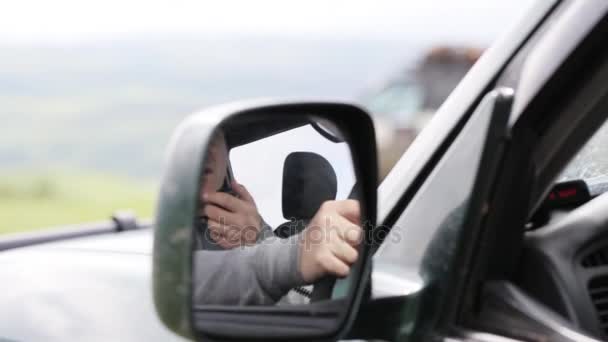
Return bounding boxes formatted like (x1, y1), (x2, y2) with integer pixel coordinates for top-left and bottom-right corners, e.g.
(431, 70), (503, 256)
(153, 101), (377, 341)
(194, 118), (358, 305)
(275, 151), (338, 238)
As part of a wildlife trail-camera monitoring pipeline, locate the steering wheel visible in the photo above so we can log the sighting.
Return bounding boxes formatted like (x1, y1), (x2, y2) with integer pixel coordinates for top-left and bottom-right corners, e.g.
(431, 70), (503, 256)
(309, 277), (337, 302)
(274, 220), (336, 301)
(308, 182), (363, 302)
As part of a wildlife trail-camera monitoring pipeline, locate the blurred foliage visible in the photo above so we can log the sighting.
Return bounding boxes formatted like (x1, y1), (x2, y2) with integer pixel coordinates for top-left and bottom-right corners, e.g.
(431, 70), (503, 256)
(0, 170), (155, 234)
(0, 38), (408, 179)
(0, 38), (413, 233)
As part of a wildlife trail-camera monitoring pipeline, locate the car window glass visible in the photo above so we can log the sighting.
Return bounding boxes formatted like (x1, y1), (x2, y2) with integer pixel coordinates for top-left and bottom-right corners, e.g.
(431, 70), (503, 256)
(560, 121), (608, 184)
(374, 92), (497, 276)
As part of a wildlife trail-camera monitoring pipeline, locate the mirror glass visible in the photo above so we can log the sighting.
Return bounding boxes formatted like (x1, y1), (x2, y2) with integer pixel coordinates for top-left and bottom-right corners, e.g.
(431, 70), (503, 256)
(191, 114), (362, 318)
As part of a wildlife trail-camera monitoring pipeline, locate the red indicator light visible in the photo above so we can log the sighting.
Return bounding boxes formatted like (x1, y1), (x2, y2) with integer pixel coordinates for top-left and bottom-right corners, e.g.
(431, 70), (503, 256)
(542, 180), (590, 210)
(558, 188), (577, 198)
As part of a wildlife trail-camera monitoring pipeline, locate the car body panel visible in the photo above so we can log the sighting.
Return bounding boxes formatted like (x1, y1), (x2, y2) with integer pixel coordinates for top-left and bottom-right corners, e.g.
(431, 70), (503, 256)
(0, 229), (185, 342)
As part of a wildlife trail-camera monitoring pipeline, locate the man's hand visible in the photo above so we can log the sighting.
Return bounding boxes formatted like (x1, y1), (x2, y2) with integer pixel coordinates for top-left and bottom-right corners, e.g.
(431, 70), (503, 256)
(201, 181), (263, 249)
(298, 200), (363, 283)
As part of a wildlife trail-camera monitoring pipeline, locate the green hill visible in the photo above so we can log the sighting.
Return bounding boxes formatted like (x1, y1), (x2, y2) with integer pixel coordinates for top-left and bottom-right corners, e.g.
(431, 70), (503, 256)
(0, 170), (155, 234)
(0, 35), (418, 233)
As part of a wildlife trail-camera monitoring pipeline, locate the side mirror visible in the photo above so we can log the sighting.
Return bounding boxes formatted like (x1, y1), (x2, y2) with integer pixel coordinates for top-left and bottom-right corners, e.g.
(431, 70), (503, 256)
(152, 100), (377, 341)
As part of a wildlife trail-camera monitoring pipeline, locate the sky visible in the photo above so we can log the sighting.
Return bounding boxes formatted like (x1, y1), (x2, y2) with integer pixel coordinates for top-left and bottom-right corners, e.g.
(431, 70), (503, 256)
(0, 0), (536, 45)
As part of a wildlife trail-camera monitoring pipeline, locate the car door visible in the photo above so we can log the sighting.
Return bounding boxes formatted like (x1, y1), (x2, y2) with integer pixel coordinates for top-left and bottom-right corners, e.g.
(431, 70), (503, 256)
(353, 87), (512, 341)
(353, 0), (608, 341)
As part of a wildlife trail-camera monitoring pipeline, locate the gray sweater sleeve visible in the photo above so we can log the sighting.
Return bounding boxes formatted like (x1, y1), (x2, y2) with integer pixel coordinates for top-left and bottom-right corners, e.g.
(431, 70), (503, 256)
(193, 235), (305, 306)
(256, 219), (275, 242)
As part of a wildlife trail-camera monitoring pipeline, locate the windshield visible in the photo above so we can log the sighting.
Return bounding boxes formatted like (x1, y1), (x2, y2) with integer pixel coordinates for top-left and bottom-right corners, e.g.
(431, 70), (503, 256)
(560, 121), (608, 186)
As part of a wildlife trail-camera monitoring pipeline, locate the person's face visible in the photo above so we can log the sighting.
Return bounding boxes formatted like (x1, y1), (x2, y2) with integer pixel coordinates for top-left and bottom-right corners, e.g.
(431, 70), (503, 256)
(201, 131), (228, 194)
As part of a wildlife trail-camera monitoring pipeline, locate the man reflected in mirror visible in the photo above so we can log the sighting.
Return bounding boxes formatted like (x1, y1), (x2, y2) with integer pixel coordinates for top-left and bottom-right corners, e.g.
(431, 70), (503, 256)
(197, 130), (273, 249)
(193, 129), (363, 306)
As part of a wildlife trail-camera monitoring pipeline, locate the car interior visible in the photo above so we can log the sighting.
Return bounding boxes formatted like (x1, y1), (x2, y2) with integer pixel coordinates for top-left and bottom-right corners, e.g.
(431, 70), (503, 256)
(198, 108), (608, 339)
(469, 66), (608, 342)
(508, 166), (608, 340)
(472, 174), (608, 341)
(274, 151), (338, 239)
(207, 117), (347, 242)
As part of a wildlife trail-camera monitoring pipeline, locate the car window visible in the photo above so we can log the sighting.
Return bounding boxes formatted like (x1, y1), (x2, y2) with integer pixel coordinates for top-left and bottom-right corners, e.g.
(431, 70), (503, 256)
(229, 124), (355, 228)
(560, 121), (608, 184)
(374, 91), (500, 274)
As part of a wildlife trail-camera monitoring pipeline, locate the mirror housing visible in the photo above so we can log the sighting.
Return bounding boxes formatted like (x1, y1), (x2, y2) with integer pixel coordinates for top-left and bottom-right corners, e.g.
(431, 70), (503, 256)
(152, 100), (378, 341)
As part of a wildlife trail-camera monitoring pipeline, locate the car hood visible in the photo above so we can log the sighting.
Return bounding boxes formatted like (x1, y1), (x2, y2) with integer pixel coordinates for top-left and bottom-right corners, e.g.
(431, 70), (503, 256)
(0, 228), (185, 342)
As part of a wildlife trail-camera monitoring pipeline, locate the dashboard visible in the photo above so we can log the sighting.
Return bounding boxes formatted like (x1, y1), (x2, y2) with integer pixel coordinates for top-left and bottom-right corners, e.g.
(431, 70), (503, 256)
(517, 181), (608, 340)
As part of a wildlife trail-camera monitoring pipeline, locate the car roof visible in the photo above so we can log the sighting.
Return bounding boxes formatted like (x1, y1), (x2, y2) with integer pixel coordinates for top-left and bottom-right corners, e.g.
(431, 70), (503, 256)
(0, 228), (184, 341)
(28, 226), (154, 255)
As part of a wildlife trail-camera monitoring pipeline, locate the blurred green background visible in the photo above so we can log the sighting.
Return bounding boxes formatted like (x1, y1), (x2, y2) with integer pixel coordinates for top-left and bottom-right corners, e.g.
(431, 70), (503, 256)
(0, 37), (416, 233)
(0, 170), (155, 234)
(0, 1), (534, 234)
